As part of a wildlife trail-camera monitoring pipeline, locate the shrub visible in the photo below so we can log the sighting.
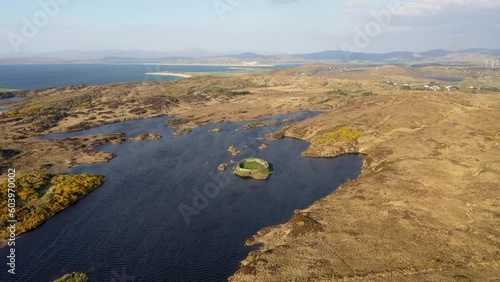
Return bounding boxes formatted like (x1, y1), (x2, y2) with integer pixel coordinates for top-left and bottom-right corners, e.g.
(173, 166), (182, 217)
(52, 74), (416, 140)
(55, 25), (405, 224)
(173, 128), (192, 136)
(0, 173), (104, 241)
(327, 89), (347, 96)
(53, 272), (89, 282)
(429, 258), (443, 268)
(316, 127), (363, 145)
(229, 90), (251, 95)
(484, 87), (500, 92)
(3, 105), (48, 117)
(290, 212), (323, 237)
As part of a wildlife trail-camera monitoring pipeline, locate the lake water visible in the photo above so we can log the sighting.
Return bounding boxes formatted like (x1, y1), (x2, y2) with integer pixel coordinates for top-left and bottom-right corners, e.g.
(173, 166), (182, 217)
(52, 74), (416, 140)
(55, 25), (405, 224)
(0, 112), (363, 282)
(427, 76), (464, 82)
(0, 97), (23, 114)
(0, 64), (298, 90)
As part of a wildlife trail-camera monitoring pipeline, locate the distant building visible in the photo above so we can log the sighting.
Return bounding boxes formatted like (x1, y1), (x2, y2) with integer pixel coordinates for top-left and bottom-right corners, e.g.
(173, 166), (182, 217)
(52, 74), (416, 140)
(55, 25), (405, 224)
(430, 85), (440, 91)
(445, 86), (460, 91)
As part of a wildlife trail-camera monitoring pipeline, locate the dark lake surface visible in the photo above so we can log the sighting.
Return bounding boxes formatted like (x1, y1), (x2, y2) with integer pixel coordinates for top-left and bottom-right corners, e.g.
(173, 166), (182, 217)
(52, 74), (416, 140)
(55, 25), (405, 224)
(1, 112), (363, 282)
(427, 76), (464, 82)
(0, 97), (23, 114)
(0, 64), (298, 90)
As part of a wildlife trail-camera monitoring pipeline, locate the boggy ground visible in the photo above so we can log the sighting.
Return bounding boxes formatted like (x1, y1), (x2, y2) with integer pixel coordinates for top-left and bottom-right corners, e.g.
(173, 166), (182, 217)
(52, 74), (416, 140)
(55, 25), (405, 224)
(0, 66), (499, 281)
(229, 92), (500, 281)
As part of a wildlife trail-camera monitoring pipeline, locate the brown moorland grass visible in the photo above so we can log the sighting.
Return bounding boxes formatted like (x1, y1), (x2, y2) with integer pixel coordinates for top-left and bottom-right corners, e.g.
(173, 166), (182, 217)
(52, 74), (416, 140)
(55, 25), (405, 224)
(0, 66), (498, 280)
(229, 91), (500, 281)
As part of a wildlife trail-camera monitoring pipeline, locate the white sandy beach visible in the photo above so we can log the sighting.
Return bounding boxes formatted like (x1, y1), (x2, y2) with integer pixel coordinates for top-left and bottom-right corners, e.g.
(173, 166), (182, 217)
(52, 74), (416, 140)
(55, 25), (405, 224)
(145, 72), (193, 78)
(142, 63), (275, 67)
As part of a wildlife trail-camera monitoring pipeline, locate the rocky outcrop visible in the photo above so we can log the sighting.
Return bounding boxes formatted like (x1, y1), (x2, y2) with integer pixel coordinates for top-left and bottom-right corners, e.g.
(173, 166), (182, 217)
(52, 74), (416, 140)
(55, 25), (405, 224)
(300, 142), (359, 158)
(265, 130), (284, 140)
(173, 128), (192, 136)
(238, 118), (295, 131)
(0, 92), (15, 99)
(218, 163), (228, 171)
(227, 145), (240, 156)
(0, 148), (20, 159)
(129, 133), (162, 141)
(208, 127), (222, 133)
(53, 271), (89, 282)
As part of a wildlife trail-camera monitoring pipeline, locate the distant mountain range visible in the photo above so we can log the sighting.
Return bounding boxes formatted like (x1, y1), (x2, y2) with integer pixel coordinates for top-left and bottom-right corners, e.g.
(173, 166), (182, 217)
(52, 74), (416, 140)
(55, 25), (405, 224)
(222, 52), (268, 60)
(230, 48), (500, 62)
(1, 48), (499, 64)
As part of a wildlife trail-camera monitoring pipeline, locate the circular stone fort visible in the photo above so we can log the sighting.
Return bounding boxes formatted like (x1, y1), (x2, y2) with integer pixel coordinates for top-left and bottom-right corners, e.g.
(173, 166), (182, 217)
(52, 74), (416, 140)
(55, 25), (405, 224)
(233, 158), (273, 180)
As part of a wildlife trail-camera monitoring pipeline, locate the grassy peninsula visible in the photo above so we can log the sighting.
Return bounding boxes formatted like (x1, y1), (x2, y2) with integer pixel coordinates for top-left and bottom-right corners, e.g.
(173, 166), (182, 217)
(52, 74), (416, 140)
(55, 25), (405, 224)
(0, 173), (104, 246)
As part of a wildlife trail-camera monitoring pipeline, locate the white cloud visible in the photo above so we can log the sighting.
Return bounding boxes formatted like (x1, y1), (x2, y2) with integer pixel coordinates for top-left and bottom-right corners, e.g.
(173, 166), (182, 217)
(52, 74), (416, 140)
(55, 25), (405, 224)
(256, 0), (298, 3)
(393, 0), (500, 16)
(386, 25), (411, 32)
(340, 0), (373, 9)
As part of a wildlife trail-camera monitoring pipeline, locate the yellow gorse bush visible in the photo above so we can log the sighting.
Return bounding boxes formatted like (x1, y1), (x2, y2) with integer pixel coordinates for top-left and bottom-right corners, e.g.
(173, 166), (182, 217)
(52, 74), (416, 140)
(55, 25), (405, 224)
(1, 105), (48, 118)
(316, 127), (363, 145)
(0, 173), (104, 240)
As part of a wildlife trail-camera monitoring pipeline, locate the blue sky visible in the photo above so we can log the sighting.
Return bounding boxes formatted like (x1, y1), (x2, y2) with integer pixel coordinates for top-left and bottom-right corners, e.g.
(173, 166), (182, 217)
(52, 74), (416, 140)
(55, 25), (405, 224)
(1, 0), (499, 54)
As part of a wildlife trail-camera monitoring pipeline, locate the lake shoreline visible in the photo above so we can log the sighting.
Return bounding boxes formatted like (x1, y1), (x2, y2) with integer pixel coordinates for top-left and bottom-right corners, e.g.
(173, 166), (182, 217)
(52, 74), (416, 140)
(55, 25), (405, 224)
(1, 109), (364, 281)
(1, 70), (498, 281)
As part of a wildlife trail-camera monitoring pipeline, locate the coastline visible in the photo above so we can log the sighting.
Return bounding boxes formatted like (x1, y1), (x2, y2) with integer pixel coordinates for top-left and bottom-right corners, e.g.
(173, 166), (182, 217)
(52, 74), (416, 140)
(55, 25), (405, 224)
(0, 70), (499, 281)
(145, 72), (193, 78)
(143, 63), (275, 67)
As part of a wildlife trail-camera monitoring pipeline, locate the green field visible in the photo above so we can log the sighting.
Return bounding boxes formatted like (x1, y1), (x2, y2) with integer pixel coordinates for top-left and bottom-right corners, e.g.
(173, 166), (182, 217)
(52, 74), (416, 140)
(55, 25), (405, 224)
(241, 161), (266, 170)
(0, 88), (15, 92)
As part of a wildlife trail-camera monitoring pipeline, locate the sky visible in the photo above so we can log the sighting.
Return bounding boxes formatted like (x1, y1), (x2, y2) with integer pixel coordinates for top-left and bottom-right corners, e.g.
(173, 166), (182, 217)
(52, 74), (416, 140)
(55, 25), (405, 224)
(1, 0), (499, 55)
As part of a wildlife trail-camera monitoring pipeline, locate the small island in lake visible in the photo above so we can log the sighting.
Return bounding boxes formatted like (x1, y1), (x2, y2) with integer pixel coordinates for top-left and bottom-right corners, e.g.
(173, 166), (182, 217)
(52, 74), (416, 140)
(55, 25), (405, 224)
(233, 158), (273, 180)
(53, 272), (89, 282)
